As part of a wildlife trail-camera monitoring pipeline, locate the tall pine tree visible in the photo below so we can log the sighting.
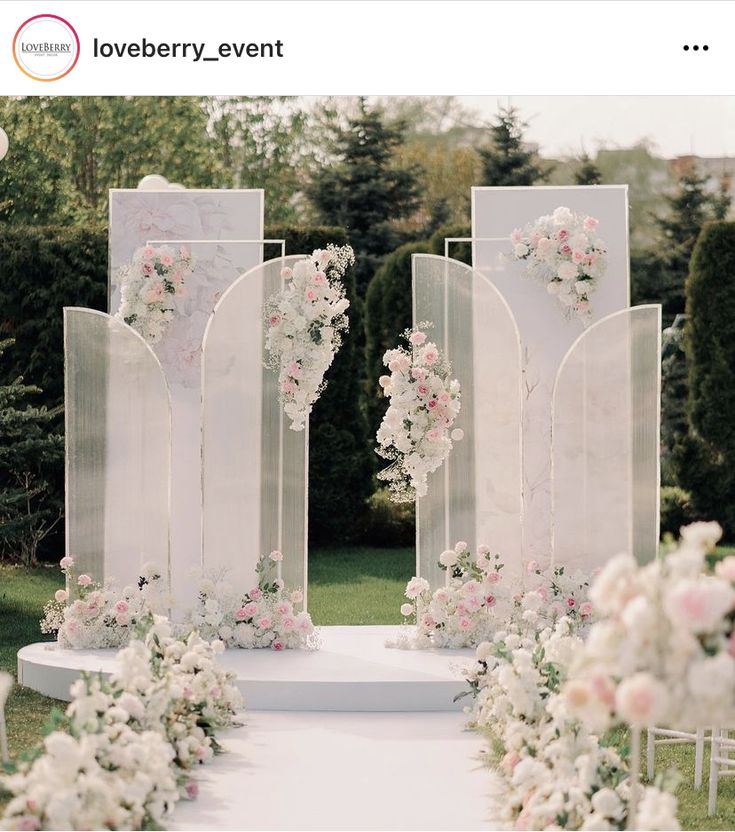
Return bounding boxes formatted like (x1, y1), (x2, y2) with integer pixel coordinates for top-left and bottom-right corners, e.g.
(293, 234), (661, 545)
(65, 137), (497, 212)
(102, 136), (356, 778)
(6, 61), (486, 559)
(0, 340), (64, 565)
(478, 107), (549, 187)
(656, 166), (731, 322)
(307, 98), (422, 296)
(574, 152), (603, 185)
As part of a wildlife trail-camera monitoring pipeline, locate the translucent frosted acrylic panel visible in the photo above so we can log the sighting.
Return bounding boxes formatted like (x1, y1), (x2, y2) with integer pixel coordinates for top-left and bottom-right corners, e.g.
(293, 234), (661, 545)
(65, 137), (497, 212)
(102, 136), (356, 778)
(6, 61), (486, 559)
(202, 256), (308, 604)
(412, 255), (522, 588)
(552, 305), (661, 573)
(64, 309), (170, 592)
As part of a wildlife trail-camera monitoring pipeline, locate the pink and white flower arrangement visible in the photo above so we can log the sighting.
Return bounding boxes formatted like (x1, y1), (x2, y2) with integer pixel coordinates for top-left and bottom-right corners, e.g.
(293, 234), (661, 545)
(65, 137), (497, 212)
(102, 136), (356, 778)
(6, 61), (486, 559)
(563, 521), (735, 732)
(1, 614), (242, 831)
(187, 552), (317, 650)
(517, 560), (594, 632)
(116, 244), (194, 344)
(375, 326), (462, 502)
(40, 557), (167, 649)
(510, 206), (607, 326)
(393, 542), (507, 648)
(265, 245), (354, 431)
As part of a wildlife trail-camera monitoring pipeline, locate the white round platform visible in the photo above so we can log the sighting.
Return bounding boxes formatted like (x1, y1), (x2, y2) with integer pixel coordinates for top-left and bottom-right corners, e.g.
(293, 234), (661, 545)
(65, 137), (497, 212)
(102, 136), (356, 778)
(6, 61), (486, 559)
(18, 626), (475, 711)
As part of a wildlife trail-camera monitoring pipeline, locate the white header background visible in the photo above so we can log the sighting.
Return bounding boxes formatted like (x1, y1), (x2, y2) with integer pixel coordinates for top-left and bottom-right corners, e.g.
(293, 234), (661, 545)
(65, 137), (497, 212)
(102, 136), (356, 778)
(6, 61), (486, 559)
(0, 0), (729, 95)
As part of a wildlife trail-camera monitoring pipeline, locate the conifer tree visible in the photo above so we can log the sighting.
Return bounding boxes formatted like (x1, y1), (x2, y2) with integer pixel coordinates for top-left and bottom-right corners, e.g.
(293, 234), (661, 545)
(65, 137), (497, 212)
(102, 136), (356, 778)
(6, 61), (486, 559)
(478, 106), (549, 187)
(574, 152), (603, 185)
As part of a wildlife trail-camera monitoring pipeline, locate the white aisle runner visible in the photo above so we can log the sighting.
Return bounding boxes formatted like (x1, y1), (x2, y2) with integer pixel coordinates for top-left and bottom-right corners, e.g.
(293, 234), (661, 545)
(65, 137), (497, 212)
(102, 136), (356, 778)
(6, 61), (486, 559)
(172, 711), (498, 831)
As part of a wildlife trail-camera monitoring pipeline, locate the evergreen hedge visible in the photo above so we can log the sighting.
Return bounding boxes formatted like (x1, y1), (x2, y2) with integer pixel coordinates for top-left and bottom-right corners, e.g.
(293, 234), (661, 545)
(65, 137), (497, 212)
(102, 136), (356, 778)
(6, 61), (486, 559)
(676, 221), (735, 537)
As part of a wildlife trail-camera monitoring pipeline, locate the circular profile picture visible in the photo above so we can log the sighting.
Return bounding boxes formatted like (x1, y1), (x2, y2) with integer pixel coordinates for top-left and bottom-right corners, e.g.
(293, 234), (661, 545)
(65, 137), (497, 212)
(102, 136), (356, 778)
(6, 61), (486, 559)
(13, 14), (80, 82)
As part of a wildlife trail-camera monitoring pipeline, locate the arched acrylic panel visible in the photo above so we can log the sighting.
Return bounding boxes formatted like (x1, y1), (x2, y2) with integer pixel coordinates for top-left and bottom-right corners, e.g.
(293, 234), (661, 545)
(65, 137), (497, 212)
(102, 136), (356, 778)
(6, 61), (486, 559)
(551, 305), (661, 572)
(64, 308), (171, 594)
(201, 256), (308, 605)
(412, 255), (523, 588)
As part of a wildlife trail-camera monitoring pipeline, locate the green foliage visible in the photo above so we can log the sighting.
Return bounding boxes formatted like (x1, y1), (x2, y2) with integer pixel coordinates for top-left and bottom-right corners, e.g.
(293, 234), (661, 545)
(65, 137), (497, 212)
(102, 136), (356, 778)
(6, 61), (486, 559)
(660, 486), (697, 538)
(0, 341), (64, 565)
(676, 222), (735, 537)
(574, 153), (603, 185)
(428, 223), (471, 265)
(478, 106), (549, 187)
(360, 488), (415, 548)
(364, 241), (430, 438)
(307, 98), (422, 295)
(660, 315), (689, 485)
(655, 168), (732, 323)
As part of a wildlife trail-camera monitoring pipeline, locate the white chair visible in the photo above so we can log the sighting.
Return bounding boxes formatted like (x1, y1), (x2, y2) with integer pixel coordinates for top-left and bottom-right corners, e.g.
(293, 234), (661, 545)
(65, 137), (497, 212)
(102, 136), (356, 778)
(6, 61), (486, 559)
(646, 726), (707, 789)
(708, 727), (735, 815)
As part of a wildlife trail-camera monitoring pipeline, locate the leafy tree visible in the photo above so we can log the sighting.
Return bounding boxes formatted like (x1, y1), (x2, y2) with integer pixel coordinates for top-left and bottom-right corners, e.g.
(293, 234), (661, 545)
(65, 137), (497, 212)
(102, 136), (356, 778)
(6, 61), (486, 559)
(660, 315), (688, 485)
(675, 222), (735, 536)
(0, 340), (64, 565)
(574, 152), (603, 185)
(478, 106), (549, 187)
(654, 166), (731, 323)
(307, 98), (422, 295)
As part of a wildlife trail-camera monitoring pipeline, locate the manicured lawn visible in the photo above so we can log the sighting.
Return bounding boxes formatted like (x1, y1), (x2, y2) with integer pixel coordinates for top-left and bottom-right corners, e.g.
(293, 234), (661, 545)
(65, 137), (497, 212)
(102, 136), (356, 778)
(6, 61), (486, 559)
(1, 548), (734, 829)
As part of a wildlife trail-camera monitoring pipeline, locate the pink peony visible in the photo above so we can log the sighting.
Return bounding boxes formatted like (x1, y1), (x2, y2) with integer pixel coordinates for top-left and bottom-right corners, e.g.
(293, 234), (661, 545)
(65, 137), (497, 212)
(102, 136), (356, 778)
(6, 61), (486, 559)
(59, 555), (74, 569)
(77, 574), (92, 587)
(421, 347), (438, 365)
(409, 331), (427, 346)
(411, 367), (426, 381)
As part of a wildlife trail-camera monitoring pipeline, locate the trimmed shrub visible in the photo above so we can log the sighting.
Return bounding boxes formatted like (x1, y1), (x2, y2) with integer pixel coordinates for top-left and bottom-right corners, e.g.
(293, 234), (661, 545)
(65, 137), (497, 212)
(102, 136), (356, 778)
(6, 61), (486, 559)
(675, 221), (735, 538)
(659, 486), (697, 538)
(428, 223), (471, 265)
(360, 487), (415, 548)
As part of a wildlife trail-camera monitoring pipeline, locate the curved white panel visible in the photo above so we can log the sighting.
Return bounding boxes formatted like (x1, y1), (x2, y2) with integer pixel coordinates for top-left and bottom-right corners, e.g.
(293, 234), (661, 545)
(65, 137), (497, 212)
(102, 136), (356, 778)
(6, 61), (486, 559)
(201, 256), (308, 604)
(412, 254), (523, 588)
(551, 304), (661, 571)
(64, 308), (171, 594)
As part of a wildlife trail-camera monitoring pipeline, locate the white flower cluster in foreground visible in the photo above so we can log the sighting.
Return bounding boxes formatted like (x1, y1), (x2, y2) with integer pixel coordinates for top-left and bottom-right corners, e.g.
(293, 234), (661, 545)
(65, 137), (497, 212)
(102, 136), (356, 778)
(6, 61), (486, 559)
(564, 521), (735, 732)
(116, 244), (194, 344)
(1, 615), (242, 831)
(510, 206), (607, 326)
(186, 551), (318, 650)
(376, 327), (462, 502)
(265, 245), (353, 431)
(40, 557), (167, 649)
(460, 610), (679, 831)
(392, 542), (508, 648)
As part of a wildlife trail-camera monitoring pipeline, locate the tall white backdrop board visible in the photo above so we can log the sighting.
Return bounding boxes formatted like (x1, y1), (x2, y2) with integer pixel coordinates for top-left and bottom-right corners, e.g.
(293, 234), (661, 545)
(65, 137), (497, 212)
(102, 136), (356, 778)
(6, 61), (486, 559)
(413, 186), (660, 587)
(65, 189), (308, 614)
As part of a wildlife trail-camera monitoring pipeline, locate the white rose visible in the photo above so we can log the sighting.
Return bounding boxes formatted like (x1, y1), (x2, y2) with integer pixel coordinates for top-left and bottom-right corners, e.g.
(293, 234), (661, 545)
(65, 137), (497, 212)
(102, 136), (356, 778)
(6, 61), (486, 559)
(557, 261), (578, 281)
(439, 549), (458, 568)
(513, 243), (529, 258)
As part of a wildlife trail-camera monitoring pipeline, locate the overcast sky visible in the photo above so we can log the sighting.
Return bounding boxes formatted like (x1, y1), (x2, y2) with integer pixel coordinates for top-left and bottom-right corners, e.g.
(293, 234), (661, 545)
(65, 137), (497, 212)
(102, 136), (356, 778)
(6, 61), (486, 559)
(461, 96), (735, 159)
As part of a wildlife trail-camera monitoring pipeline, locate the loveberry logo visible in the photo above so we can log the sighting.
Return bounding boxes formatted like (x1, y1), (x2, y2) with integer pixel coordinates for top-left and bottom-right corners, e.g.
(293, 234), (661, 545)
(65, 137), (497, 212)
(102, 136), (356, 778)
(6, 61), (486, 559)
(13, 14), (80, 81)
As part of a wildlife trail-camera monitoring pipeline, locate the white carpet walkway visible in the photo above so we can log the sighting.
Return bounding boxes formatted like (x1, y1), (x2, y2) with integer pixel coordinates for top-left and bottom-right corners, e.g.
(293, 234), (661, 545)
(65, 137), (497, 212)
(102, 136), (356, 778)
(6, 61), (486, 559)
(172, 711), (498, 831)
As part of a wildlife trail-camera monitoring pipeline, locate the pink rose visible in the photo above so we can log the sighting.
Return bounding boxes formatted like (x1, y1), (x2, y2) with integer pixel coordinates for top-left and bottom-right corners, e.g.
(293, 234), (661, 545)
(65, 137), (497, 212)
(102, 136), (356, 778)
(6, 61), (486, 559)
(583, 216), (599, 231)
(312, 272), (327, 286)
(486, 572), (501, 584)
(290, 590), (303, 604)
(420, 614), (436, 628)
(426, 429), (441, 442)
(116, 612), (130, 626)
(560, 244), (572, 255)
(575, 300), (591, 314)
(281, 267), (293, 280)
(411, 367), (426, 381)
(142, 262), (154, 275)
(159, 254), (174, 267)
(243, 602), (259, 617)
(269, 313), (282, 327)
(567, 597), (577, 608)
(590, 674), (616, 708)
(249, 588), (263, 601)
(270, 549), (283, 562)
(580, 601), (593, 617)
(272, 639), (285, 650)
(427, 399), (438, 410)
(484, 595), (496, 607)
(458, 616), (472, 631)
(421, 347), (438, 365)
(558, 229), (569, 241)
(305, 288), (318, 301)
(59, 555), (74, 569)
(281, 381), (295, 395)
(287, 361), (302, 378)
(417, 384), (429, 397)
(257, 616), (272, 630)
(276, 602), (292, 616)
(234, 607), (249, 621)
(409, 331), (427, 345)
(142, 246), (155, 259)
(77, 574), (92, 587)
(185, 781), (199, 800)
(616, 673), (667, 726)
(572, 249), (586, 264)
(281, 616), (296, 631)
(114, 600), (129, 614)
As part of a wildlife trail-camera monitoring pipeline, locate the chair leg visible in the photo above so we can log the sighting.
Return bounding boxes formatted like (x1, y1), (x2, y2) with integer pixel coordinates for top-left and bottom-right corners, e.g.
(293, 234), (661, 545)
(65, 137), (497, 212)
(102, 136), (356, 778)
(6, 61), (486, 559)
(708, 727), (721, 816)
(695, 727), (705, 789)
(647, 727), (656, 780)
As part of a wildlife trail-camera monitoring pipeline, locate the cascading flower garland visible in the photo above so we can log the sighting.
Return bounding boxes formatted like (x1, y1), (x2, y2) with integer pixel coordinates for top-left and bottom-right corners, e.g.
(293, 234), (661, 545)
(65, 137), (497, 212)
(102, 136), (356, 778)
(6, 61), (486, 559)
(186, 551), (318, 650)
(375, 326), (462, 502)
(265, 245), (354, 431)
(116, 244), (194, 344)
(510, 206), (607, 326)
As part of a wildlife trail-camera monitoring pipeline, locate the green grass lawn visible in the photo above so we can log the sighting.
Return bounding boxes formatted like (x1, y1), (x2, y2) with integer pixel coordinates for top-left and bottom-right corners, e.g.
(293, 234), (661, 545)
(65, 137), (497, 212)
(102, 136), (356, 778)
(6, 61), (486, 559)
(1, 548), (734, 829)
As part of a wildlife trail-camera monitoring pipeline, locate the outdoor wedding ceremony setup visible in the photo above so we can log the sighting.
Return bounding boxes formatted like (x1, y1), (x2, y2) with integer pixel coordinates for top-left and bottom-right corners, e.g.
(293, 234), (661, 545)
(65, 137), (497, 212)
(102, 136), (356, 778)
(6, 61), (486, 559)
(5, 179), (733, 832)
